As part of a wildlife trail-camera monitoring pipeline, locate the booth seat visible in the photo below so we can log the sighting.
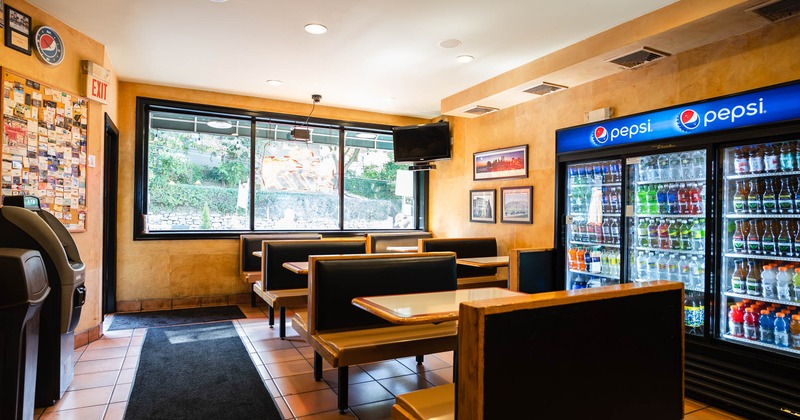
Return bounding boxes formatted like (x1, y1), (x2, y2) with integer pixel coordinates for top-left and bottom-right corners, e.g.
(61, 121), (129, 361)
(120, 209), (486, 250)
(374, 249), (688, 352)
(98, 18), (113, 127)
(419, 237), (507, 289)
(238, 233), (321, 284)
(365, 232), (432, 253)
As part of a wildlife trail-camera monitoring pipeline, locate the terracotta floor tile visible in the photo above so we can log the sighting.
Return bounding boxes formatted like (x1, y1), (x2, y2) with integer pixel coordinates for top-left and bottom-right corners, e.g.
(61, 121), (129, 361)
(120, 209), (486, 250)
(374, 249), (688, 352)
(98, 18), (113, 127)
(431, 351), (453, 365)
(258, 348), (304, 364)
(256, 364), (271, 381)
(348, 398), (395, 420)
(79, 347), (128, 362)
(73, 358), (124, 375)
(264, 378), (282, 397)
(335, 381), (393, 407)
(103, 402), (126, 420)
(275, 396), (296, 419)
(101, 329), (133, 339)
(377, 374), (433, 396)
(251, 338), (296, 352)
(85, 337), (130, 351)
(125, 345), (141, 357)
(266, 358), (314, 378)
(68, 371), (118, 391)
(322, 366), (373, 387)
(396, 355), (450, 373)
(284, 388), (340, 418)
(50, 386), (113, 411)
(39, 405), (107, 420)
(360, 360), (415, 380)
(115, 369), (135, 385)
(129, 335), (144, 346)
(421, 367), (453, 386)
(110, 383), (131, 403)
(121, 355), (139, 370)
(275, 373), (333, 396)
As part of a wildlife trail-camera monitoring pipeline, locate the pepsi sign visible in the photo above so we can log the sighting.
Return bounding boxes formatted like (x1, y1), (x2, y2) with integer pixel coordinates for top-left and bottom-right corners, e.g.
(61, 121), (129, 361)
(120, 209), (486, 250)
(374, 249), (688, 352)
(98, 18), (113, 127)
(556, 81), (800, 154)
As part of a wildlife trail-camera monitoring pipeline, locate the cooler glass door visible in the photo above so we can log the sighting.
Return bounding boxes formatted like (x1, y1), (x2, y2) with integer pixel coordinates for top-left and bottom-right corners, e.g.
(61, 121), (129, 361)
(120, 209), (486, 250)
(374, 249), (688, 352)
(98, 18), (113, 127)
(565, 159), (621, 290)
(627, 150), (707, 335)
(720, 141), (800, 355)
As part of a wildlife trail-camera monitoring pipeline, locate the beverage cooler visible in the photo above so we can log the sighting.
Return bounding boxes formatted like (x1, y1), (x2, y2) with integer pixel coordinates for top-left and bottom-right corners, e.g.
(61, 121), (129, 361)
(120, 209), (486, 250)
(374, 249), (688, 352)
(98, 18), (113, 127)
(555, 80), (800, 419)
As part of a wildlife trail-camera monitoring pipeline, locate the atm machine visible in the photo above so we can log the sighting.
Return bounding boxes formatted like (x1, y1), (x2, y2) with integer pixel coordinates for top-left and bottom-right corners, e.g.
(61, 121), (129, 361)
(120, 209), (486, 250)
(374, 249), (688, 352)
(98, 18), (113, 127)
(0, 195), (86, 407)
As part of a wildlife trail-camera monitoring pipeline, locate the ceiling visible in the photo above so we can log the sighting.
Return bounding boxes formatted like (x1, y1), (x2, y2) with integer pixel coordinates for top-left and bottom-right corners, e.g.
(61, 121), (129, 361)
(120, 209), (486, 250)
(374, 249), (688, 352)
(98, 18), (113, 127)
(29, 0), (678, 119)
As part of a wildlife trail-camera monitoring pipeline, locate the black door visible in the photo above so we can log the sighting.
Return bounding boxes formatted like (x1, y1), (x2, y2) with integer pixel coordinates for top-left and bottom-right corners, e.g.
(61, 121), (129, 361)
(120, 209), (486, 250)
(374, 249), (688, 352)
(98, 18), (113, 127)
(102, 114), (119, 315)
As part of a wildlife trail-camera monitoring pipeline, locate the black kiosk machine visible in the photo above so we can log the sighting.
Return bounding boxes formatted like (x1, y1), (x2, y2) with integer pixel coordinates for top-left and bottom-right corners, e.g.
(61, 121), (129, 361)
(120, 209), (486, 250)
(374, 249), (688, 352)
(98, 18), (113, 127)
(0, 195), (86, 407)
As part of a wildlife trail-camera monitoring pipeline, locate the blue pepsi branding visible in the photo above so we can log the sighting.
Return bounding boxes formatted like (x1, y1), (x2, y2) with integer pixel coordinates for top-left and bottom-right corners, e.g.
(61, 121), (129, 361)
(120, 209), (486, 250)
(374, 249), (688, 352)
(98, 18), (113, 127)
(557, 82), (800, 154)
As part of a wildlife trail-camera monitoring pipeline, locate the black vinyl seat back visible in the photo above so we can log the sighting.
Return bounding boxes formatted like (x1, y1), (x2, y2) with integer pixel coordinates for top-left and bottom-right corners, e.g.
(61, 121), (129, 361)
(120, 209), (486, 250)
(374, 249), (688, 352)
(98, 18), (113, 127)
(421, 238), (497, 278)
(312, 254), (457, 332)
(264, 241), (366, 290)
(240, 233), (321, 272)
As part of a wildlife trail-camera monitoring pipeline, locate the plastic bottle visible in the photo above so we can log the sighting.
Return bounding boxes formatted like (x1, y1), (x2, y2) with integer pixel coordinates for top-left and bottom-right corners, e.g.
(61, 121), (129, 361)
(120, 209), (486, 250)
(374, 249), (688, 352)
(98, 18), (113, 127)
(731, 259), (746, 294)
(748, 179), (763, 214)
(733, 180), (747, 213)
(688, 183), (701, 214)
(647, 183), (659, 214)
(656, 184), (668, 214)
(657, 253), (668, 280)
(746, 261), (762, 297)
(759, 309), (775, 343)
(791, 315), (800, 349)
(609, 161), (621, 183)
(749, 145), (765, 174)
(762, 219), (776, 256)
(668, 220), (681, 250)
(679, 152), (692, 179)
(638, 218), (649, 247)
(780, 142), (796, 172)
(667, 254), (679, 282)
(647, 252), (658, 281)
(732, 220), (746, 254)
(679, 256), (691, 286)
(572, 275), (587, 290)
(637, 185), (649, 214)
(765, 144), (780, 173)
(775, 312), (790, 347)
(747, 219), (762, 255)
(778, 220), (792, 256)
(658, 219), (670, 249)
(729, 304), (744, 337)
(648, 218), (660, 248)
(691, 219), (705, 252)
(592, 162), (603, 183)
(777, 267), (793, 300)
(658, 154), (670, 181)
(691, 256), (704, 290)
(589, 247), (602, 274)
(636, 251), (647, 280)
(667, 184), (679, 214)
(685, 291), (703, 331)
(762, 265), (778, 299)
(600, 250), (610, 274)
(601, 161), (611, 183)
(601, 218), (611, 244)
(734, 147), (749, 175)
(610, 218), (619, 245)
(611, 250), (621, 276)
(793, 268), (800, 302)
(779, 177), (794, 214)
(762, 178), (777, 214)
(680, 220), (693, 251)
(691, 150), (705, 179)
(744, 307), (759, 340)
(669, 153), (681, 180)
(568, 247), (578, 269)
(677, 183), (689, 214)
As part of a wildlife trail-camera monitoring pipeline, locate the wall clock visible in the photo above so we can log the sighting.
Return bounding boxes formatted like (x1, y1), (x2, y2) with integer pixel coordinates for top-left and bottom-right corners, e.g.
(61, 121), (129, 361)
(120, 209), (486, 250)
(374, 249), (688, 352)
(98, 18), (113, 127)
(34, 26), (65, 66)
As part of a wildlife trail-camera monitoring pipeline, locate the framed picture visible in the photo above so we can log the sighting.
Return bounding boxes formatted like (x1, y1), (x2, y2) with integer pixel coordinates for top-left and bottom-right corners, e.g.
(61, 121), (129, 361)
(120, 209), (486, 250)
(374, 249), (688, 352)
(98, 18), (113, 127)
(473, 144), (528, 181)
(470, 189), (496, 223)
(5, 5), (31, 55)
(501, 186), (533, 224)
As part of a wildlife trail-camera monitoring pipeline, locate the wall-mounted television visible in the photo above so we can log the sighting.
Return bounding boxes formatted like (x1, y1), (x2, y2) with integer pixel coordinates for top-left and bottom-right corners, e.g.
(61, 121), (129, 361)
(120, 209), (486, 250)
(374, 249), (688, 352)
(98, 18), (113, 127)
(392, 121), (451, 164)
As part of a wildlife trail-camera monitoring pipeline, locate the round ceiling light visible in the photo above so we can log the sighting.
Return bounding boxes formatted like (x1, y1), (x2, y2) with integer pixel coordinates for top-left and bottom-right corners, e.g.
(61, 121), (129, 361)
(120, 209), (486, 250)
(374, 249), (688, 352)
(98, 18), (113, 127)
(457, 55), (475, 63)
(304, 23), (328, 35)
(438, 39), (462, 49)
(207, 120), (233, 129)
(266, 79), (284, 86)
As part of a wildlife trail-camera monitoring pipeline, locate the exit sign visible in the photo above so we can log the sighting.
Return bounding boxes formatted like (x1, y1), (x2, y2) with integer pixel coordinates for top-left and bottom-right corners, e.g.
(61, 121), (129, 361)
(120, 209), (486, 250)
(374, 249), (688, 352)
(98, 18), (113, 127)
(80, 61), (110, 104)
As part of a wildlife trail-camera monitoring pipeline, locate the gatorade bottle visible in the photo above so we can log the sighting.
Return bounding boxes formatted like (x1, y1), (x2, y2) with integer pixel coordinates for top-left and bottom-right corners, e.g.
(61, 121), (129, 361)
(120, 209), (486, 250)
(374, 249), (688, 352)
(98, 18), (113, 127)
(791, 315), (800, 350)
(656, 184), (668, 214)
(777, 267), (793, 299)
(762, 265), (778, 299)
(637, 186), (649, 214)
(667, 184), (679, 214)
(793, 268), (800, 301)
(774, 312), (790, 347)
(759, 309), (775, 343)
(729, 304), (744, 337)
(743, 307), (759, 340)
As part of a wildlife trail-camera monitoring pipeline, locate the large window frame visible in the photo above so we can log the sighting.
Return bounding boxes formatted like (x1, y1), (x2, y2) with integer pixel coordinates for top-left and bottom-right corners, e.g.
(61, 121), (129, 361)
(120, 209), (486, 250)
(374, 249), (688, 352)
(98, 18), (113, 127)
(133, 97), (428, 240)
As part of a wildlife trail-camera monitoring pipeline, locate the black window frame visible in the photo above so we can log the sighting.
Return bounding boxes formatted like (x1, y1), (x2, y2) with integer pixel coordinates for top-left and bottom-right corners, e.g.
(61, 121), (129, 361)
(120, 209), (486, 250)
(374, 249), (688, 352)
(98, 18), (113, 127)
(133, 97), (427, 240)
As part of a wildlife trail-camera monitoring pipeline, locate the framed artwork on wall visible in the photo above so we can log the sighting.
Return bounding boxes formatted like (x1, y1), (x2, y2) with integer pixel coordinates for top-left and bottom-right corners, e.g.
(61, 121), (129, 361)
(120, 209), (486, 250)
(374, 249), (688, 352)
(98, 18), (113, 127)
(470, 189), (496, 223)
(501, 186), (533, 224)
(5, 5), (31, 55)
(473, 145), (528, 181)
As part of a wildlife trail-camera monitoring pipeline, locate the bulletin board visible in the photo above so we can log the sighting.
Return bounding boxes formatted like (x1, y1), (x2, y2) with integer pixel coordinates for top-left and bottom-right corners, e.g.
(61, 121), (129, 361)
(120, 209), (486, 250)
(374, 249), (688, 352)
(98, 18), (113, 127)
(1, 68), (89, 231)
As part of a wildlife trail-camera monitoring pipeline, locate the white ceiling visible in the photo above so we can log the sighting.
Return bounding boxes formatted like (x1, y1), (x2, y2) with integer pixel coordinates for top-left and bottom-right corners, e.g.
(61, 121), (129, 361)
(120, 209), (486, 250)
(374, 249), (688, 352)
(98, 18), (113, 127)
(29, 0), (678, 118)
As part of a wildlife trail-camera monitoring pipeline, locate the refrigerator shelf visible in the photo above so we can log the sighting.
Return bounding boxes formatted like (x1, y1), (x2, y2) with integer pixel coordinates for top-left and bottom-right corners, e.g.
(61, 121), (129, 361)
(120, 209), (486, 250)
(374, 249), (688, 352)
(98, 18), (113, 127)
(722, 333), (800, 356)
(570, 241), (620, 248)
(634, 213), (705, 219)
(635, 246), (704, 256)
(636, 178), (706, 186)
(723, 291), (800, 306)
(568, 269), (619, 280)
(631, 279), (704, 292)
(568, 212), (621, 218)
(724, 213), (800, 219)
(568, 181), (622, 188)
(724, 252), (800, 262)
(725, 170), (800, 181)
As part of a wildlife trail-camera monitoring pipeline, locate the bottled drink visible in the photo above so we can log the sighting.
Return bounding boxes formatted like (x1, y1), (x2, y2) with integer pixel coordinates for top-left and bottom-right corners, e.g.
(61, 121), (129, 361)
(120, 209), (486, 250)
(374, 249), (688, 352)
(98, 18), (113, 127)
(609, 161), (621, 183)
(791, 315), (800, 349)
(572, 275), (587, 290)
(676, 183), (688, 214)
(680, 220), (693, 251)
(779, 177), (794, 213)
(762, 178), (778, 214)
(601, 161), (611, 183)
(590, 247), (602, 274)
(747, 179), (762, 214)
(777, 267), (793, 300)
(600, 251), (610, 274)
(669, 153), (681, 180)
(691, 257), (704, 290)
(691, 219), (705, 252)
(762, 219), (776, 256)
(688, 183), (701, 214)
(679, 152), (692, 179)
(732, 180), (747, 213)
(762, 265), (778, 299)
(638, 218), (649, 247)
(610, 218), (619, 245)
(778, 220), (792, 256)
(587, 221), (597, 242)
(759, 309), (775, 343)
(610, 250), (620, 276)
(734, 147), (749, 175)
(780, 142), (796, 172)
(647, 184), (659, 214)
(648, 218), (660, 248)
(729, 304), (744, 337)
(731, 259), (746, 294)
(637, 185), (649, 214)
(656, 184), (668, 214)
(691, 150), (705, 179)
(601, 218), (611, 244)
(609, 187), (620, 213)
(592, 162), (603, 183)
(684, 291), (704, 330)
(647, 252), (658, 280)
(668, 220), (681, 250)
(667, 184), (679, 214)
(732, 220), (746, 253)
(658, 154), (670, 180)
(775, 312), (790, 347)
(636, 251), (648, 280)
(568, 247), (578, 269)
(747, 219), (761, 255)
(656, 253), (668, 280)
(765, 144), (779, 173)
(749, 145), (765, 174)
(679, 256), (691, 286)
(746, 260), (762, 296)
(602, 188), (611, 213)
(658, 219), (670, 249)
(793, 268), (800, 301)
(744, 307), (759, 340)
(667, 254), (679, 282)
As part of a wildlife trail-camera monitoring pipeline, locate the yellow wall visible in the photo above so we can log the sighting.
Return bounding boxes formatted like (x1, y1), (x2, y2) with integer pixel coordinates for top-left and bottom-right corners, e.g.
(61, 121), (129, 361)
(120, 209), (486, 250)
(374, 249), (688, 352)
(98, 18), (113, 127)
(0, 0), (118, 333)
(115, 82), (427, 302)
(430, 17), (800, 256)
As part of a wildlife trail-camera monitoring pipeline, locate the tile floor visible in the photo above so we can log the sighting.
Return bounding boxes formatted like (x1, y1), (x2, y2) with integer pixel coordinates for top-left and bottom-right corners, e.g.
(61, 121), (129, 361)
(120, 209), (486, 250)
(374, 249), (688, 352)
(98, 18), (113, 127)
(33, 304), (745, 419)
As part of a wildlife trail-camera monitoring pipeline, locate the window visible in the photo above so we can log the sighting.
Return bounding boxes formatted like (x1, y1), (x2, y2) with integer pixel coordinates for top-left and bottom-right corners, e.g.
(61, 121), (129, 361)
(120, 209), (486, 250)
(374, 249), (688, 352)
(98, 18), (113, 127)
(134, 98), (422, 238)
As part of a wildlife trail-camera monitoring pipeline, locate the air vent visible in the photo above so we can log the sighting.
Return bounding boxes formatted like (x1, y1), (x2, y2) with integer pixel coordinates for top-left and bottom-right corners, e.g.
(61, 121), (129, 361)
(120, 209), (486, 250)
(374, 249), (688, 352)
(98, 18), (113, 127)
(748, 0), (800, 22)
(463, 105), (499, 116)
(522, 82), (568, 96)
(608, 47), (670, 69)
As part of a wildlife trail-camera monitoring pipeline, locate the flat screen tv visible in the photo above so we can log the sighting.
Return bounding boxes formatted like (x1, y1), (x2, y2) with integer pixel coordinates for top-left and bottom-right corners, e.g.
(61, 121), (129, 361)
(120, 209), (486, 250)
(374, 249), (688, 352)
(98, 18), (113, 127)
(392, 121), (451, 164)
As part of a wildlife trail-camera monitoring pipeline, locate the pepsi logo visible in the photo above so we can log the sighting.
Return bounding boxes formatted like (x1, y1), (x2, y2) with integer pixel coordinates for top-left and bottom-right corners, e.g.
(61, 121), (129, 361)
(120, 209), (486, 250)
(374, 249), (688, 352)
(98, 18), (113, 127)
(676, 109), (700, 131)
(591, 126), (609, 145)
(34, 26), (64, 66)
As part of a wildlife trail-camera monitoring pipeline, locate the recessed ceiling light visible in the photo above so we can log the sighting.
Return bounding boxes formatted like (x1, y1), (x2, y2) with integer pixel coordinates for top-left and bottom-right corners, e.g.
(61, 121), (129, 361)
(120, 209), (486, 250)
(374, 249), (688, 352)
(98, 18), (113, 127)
(457, 55), (474, 63)
(207, 120), (232, 129)
(304, 23), (327, 35)
(266, 79), (283, 86)
(438, 39), (462, 49)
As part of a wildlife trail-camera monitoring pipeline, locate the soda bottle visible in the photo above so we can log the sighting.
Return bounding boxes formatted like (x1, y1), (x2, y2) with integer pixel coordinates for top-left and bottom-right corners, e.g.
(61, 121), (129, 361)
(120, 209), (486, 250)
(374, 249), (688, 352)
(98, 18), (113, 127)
(759, 309), (775, 343)
(585, 246), (594, 272)
(600, 250), (610, 274)
(762, 220), (776, 256)
(587, 221), (597, 243)
(638, 218), (649, 247)
(729, 304), (744, 337)
(747, 219), (762, 255)
(762, 178), (777, 214)
(592, 162), (603, 183)
(747, 179), (763, 214)
(746, 261), (762, 296)
(793, 268), (800, 301)
(636, 251), (647, 280)
(774, 312), (790, 347)
(680, 220), (693, 251)
(658, 154), (670, 181)
(732, 180), (747, 213)
(691, 219), (705, 252)
(791, 315), (800, 349)
(647, 252), (658, 281)
(744, 307), (759, 340)
(688, 183), (701, 214)
(778, 220), (792, 256)
(656, 184), (668, 214)
(679, 256), (691, 286)
(610, 218), (620, 245)
(691, 257), (704, 290)
(765, 144), (779, 173)
(576, 248), (586, 271)
(601, 161), (611, 183)
(732, 220), (746, 254)
(762, 265), (778, 299)
(669, 153), (681, 180)
(679, 152), (692, 179)
(777, 267), (793, 300)
(637, 185), (649, 214)
(601, 218), (611, 244)
(572, 275), (587, 290)
(731, 259), (746, 294)
(780, 142), (796, 172)
(685, 291), (704, 331)
(656, 253), (668, 280)
(609, 187), (620, 213)
(667, 184), (679, 214)
(734, 147), (749, 175)
(648, 218), (660, 248)
(602, 188), (611, 213)
(609, 161), (621, 183)
(668, 220), (681, 250)
(647, 184), (659, 214)
(677, 183), (689, 214)
(658, 219), (670, 249)
(779, 177), (794, 213)
(749, 145), (765, 174)
(568, 247), (578, 270)
(691, 150), (705, 179)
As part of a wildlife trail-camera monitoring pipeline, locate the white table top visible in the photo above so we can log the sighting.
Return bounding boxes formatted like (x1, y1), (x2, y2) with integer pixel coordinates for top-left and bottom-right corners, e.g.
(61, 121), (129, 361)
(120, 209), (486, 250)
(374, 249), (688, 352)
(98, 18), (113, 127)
(456, 256), (509, 268)
(385, 246), (419, 252)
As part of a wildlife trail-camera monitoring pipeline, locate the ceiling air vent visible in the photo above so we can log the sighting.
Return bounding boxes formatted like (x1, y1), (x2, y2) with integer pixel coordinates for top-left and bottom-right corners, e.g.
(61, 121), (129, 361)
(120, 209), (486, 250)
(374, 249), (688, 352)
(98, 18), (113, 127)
(463, 105), (499, 116)
(748, 0), (800, 22)
(522, 82), (568, 96)
(608, 47), (670, 69)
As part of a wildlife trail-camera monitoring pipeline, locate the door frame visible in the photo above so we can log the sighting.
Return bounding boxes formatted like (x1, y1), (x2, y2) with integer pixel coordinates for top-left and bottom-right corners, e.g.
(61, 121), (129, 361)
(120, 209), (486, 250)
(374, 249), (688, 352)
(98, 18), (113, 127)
(102, 113), (119, 315)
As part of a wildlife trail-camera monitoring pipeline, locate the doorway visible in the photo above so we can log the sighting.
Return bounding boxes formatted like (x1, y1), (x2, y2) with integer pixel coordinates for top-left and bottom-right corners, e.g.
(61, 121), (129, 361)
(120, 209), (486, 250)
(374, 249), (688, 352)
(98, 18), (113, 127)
(102, 114), (119, 315)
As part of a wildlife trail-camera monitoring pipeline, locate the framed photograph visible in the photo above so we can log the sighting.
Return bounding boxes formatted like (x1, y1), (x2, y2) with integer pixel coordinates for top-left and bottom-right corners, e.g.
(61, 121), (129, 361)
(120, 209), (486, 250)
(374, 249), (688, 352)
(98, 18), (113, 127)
(470, 189), (496, 223)
(473, 145), (528, 181)
(501, 186), (533, 224)
(5, 5), (31, 55)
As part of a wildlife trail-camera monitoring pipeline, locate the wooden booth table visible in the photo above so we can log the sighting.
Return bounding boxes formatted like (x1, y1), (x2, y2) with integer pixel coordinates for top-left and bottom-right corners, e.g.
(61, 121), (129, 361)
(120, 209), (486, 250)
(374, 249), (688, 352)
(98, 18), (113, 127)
(456, 256), (509, 268)
(385, 246), (420, 253)
(282, 261), (309, 275)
